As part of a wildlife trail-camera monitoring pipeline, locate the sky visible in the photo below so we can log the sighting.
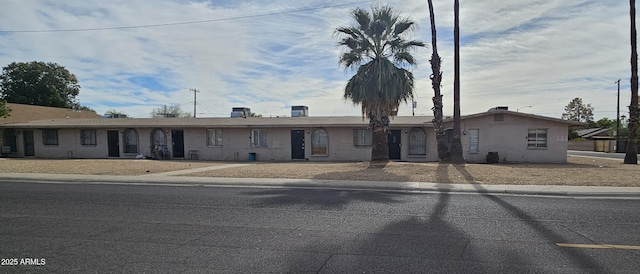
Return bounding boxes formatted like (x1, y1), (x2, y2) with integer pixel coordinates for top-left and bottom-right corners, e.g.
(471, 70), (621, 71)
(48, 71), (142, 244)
(0, 0), (633, 120)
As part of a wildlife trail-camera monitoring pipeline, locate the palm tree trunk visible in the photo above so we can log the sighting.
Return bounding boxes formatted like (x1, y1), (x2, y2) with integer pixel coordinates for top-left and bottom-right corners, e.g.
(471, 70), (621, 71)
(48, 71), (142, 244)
(427, 0), (450, 161)
(625, 0), (639, 164)
(450, 0), (465, 164)
(370, 116), (390, 162)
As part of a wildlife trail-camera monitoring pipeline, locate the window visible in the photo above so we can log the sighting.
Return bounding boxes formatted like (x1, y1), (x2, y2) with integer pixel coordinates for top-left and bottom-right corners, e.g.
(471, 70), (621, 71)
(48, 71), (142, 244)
(251, 129), (267, 147)
(408, 128), (426, 155)
(207, 129), (223, 146)
(353, 129), (372, 147)
(468, 129), (479, 153)
(80, 129), (97, 145)
(151, 128), (166, 147)
(123, 128), (138, 153)
(527, 128), (547, 149)
(42, 129), (59, 145)
(2, 129), (17, 152)
(311, 129), (328, 155)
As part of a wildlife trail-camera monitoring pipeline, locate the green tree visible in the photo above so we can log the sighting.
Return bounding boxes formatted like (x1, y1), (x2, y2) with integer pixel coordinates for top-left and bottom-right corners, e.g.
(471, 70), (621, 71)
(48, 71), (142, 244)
(336, 5), (424, 162)
(562, 97), (594, 125)
(427, 0), (450, 161)
(150, 104), (191, 118)
(0, 100), (10, 118)
(626, 0), (639, 164)
(0, 61), (80, 108)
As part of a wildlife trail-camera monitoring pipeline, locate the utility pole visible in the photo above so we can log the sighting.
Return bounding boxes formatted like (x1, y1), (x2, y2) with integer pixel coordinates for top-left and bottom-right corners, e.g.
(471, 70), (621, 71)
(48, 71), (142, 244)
(189, 88), (199, 118)
(616, 79), (621, 152)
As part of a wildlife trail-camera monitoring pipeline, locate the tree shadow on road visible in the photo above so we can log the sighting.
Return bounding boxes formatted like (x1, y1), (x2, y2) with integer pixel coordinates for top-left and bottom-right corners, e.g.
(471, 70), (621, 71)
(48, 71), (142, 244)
(475, 187), (605, 272)
(242, 188), (406, 210)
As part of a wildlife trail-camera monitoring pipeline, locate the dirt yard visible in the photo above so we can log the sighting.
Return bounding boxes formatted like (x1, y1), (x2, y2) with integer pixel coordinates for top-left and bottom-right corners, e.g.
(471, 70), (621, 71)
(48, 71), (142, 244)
(0, 156), (638, 187)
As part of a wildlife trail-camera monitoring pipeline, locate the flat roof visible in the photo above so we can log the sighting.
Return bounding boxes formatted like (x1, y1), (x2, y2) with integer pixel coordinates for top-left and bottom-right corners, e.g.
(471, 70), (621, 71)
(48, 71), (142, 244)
(0, 110), (584, 129)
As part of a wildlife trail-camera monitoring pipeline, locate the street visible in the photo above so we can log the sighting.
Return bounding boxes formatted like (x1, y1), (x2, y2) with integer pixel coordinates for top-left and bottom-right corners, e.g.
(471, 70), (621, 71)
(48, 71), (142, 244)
(568, 150), (635, 160)
(1, 182), (639, 273)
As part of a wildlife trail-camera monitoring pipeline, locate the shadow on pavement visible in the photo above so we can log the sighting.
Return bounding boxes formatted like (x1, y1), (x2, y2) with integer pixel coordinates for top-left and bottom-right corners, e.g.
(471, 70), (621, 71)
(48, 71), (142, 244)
(310, 161), (412, 183)
(452, 163), (608, 273)
(284, 163), (608, 272)
(242, 188), (405, 210)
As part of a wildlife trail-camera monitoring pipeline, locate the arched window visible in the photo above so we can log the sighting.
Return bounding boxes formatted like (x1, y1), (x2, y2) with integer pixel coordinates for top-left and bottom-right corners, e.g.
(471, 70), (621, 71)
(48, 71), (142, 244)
(150, 128), (166, 148)
(2, 129), (17, 152)
(409, 128), (426, 156)
(311, 129), (328, 155)
(123, 128), (138, 153)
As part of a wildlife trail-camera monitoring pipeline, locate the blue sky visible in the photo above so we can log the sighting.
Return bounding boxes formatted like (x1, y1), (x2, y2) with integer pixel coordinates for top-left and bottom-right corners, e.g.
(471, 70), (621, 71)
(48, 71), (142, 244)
(0, 0), (632, 120)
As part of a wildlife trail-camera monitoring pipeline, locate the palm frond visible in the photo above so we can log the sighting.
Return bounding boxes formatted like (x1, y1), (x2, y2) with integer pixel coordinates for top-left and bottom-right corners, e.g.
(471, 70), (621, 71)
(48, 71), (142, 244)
(337, 5), (422, 120)
(393, 21), (414, 36)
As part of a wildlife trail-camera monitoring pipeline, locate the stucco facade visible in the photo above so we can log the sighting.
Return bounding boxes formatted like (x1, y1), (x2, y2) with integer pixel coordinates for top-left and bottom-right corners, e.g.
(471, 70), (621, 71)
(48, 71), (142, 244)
(456, 112), (573, 163)
(1, 110), (581, 163)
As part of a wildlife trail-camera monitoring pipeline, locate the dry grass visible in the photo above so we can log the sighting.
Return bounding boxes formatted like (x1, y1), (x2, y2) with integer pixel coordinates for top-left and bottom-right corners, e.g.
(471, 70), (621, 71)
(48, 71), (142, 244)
(0, 159), (219, 176)
(185, 156), (640, 187)
(1, 156), (639, 186)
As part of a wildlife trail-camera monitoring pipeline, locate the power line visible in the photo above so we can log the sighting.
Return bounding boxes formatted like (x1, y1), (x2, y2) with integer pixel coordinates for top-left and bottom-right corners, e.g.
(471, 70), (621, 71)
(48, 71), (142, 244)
(0, 1), (372, 33)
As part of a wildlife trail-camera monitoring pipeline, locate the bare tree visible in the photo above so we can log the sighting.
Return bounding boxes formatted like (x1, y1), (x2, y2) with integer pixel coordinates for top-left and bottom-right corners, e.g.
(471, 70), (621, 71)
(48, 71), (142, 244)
(150, 104), (192, 118)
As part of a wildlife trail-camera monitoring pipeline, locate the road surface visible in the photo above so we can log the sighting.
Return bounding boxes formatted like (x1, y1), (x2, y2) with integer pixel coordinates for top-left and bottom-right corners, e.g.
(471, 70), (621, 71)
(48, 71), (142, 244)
(1, 182), (639, 273)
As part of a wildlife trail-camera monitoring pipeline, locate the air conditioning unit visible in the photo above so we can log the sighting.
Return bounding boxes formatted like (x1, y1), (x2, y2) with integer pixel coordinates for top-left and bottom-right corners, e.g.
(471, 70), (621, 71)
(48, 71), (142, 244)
(291, 106), (308, 117)
(231, 107), (251, 118)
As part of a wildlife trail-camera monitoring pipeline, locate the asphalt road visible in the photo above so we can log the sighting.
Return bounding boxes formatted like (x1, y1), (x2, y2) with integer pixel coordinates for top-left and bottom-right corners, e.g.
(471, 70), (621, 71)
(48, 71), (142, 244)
(1, 182), (639, 273)
(568, 150), (630, 160)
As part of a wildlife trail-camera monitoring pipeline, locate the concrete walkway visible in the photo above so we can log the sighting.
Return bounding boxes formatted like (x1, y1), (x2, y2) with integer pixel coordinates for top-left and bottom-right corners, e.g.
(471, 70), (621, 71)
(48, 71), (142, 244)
(1, 170), (639, 198)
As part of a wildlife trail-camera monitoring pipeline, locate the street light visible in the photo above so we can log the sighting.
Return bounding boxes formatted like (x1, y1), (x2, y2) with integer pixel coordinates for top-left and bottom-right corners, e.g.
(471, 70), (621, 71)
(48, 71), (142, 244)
(517, 106), (532, 112)
(615, 79), (621, 153)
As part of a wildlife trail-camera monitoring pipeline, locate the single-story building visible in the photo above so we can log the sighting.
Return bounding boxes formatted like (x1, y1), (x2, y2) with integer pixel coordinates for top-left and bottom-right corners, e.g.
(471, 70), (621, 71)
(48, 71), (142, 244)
(1, 103), (101, 156)
(0, 106), (582, 163)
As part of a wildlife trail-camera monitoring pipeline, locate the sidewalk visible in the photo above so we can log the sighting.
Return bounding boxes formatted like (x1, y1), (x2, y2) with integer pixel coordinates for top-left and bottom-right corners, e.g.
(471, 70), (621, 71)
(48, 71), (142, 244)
(1, 172), (639, 198)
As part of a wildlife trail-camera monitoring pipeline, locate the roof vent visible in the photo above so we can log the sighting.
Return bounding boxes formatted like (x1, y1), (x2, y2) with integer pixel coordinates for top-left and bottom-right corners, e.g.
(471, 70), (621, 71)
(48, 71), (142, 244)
(231, 107), (251, 118)
(291, 106), (308, 117)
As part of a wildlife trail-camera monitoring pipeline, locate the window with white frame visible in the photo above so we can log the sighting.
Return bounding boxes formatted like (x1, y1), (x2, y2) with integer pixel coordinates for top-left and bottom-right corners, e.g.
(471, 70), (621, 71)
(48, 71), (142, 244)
(80, 129), (97, 145)
(42, 129), (59, 145)
(468, 129), (479, 153)
(311, 129), (328, 155)
(527, 128), (547, 149)
(123, 128), (139, 153)
(408, 128), (426, 155)
(353, 129), (372, 147)
(251, 129), (267, 147)
(207, 129), (223, 146)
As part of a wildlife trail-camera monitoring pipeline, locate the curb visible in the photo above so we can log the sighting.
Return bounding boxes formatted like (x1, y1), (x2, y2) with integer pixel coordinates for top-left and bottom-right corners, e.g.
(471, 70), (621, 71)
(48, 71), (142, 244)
(1, 174), (640, 198)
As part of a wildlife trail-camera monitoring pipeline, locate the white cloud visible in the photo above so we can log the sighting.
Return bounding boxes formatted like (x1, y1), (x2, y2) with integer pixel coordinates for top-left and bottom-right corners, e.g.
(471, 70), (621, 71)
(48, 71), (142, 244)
(0, 0), (633, 121)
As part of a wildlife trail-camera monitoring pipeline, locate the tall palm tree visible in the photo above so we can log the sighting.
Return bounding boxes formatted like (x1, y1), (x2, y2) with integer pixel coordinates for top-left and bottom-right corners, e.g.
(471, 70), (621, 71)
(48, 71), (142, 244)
(427, 0), (450, 161)
(336, 5), (425, 162)
(450, 0), (465, 163)
(625, 0), (639, 164)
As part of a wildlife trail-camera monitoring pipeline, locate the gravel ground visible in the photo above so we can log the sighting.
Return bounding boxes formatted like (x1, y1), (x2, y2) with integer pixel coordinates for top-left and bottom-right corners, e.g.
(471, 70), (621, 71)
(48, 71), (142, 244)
(0, 159), (219, 175)
(1, 156), (638, 186)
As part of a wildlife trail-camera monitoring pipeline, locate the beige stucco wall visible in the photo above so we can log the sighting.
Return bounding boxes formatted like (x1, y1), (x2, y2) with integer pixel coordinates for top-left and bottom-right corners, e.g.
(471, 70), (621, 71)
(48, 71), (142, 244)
(1, 125), (452, 162)
(2, 114), (570, 163)
(455, 113), (569, 163)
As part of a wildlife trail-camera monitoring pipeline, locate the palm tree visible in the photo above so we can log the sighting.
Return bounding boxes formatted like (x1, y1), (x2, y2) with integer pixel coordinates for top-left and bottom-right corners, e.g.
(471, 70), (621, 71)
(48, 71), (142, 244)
(336, 5), (425, 162)
(450, 0), (465, 163)
(427, 0), (450, 161)
(625, 0), (639, 164)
